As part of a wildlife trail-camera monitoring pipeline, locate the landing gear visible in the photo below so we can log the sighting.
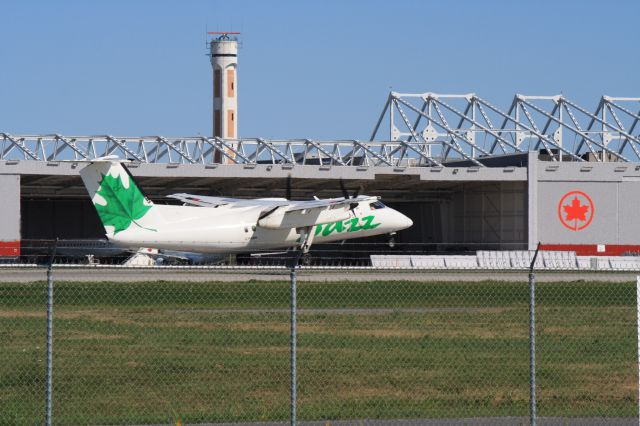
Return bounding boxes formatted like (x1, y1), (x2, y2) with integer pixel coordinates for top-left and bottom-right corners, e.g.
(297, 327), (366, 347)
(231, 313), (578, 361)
(388, 232), (397, 248)
(296, 226), (315, 267)
(298, 226), (315, 254)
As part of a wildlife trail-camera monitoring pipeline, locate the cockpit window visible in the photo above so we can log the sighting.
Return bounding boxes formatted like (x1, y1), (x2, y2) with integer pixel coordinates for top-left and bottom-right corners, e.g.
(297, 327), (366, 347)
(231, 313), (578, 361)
(370, 201), (386, 210)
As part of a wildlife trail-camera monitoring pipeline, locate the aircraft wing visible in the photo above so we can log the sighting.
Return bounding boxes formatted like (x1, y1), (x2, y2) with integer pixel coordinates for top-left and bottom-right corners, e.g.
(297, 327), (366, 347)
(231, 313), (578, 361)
(283, 195), (374, 212)
(169, 192), (378, 230)
(258, 195), (377, 230)
(168, 193), (289, 208)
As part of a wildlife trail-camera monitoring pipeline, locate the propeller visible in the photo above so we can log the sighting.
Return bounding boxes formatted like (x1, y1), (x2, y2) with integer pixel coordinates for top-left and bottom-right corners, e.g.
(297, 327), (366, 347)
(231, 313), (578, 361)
(339, 178), (349, 200)
(285, 174), (292, 201)
(339, 178), (361, 211)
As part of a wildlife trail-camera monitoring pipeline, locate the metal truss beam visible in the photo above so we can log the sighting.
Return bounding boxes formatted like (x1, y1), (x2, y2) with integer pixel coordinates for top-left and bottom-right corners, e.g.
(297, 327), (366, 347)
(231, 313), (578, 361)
(370, 92), (640, 166)
(0, 134), (422, 167)
(2, 93), (638, 167)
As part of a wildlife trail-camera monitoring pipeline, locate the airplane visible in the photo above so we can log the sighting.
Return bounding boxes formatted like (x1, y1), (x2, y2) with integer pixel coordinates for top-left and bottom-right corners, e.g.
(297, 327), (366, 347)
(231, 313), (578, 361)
(78, 157), (413, 261)
(124, 247), (226, 266)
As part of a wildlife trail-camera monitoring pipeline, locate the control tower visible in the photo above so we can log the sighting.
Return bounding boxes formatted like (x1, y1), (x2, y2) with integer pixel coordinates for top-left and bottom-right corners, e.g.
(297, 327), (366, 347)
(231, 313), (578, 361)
(209, 32), (238, 141)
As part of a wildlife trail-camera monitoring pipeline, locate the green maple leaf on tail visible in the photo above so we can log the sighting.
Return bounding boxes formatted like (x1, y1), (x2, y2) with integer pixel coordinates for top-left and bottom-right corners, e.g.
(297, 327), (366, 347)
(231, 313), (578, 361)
(94, 173), (156, 234)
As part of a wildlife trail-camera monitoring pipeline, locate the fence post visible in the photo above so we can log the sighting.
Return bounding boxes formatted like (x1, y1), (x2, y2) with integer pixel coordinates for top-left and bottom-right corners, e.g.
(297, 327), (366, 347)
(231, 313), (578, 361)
(290, 264), (297, 426)
(528, 242), (541, 426)
(287, 251), (301, 426)
(636, 275), (640, 424)
(45, 239), (58, 426)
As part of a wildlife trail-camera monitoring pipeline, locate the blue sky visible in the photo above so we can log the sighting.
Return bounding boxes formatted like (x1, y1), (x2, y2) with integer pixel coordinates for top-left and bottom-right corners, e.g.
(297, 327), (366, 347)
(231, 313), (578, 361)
(1, 0), (638, 139)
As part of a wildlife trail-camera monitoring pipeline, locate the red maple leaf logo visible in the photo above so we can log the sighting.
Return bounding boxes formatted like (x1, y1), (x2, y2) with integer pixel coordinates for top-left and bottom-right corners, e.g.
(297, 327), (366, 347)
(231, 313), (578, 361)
(558, 191), (594, 231)
(563, 196), (589, 229)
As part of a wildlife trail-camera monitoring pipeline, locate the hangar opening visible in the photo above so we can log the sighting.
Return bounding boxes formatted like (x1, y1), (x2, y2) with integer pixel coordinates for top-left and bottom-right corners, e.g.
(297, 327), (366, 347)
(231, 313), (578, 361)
(16, 171), (527, 262)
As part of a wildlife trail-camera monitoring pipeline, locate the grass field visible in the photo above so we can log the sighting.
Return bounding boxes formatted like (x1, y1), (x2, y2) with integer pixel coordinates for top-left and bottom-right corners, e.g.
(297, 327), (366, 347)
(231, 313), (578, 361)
(0, 280), (637, 424)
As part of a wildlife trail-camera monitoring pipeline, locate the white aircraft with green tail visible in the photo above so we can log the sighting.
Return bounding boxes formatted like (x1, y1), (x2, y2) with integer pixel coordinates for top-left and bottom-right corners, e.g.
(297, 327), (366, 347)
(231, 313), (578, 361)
(79, 158), (413, 257)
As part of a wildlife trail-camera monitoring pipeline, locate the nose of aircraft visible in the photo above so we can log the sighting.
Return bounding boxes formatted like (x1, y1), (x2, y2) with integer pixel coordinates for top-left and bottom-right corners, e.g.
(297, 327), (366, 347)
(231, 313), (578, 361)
(404, 215), (413, 229)
(394, 210), (413, 230)
(403, 215), (413, 229)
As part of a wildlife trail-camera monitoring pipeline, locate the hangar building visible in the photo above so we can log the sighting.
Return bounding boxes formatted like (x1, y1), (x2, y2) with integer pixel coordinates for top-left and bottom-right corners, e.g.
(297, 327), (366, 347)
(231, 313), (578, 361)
(1, 91), (639, 259)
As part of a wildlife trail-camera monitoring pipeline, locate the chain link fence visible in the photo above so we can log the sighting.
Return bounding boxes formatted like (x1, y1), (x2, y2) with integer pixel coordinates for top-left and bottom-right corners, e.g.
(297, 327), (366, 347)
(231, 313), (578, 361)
(5, 240), (640, 271)
(1, 255), (639, 425)
(8, 240), (532, 268)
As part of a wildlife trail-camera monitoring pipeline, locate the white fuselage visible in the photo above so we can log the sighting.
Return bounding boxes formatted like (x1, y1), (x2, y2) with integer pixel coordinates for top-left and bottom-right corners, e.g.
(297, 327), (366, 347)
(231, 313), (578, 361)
(78, 160), (413, 255)
(108, 202), (411, 254)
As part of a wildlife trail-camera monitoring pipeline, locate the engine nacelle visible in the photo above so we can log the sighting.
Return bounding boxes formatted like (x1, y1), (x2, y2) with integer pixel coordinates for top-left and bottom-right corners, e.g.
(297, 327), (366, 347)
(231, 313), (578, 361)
(257, 205), (352, 230)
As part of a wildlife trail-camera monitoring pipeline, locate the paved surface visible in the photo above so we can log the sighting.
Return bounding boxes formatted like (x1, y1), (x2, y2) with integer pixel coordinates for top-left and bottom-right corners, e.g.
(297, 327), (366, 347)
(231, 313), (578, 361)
(141, 418), (636, 426)
(175, 307), (512, 315)
(0, 267), (638, 282)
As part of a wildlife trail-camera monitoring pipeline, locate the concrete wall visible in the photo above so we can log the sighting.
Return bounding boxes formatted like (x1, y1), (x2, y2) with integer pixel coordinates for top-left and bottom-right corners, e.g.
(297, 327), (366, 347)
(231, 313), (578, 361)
(535, 160), (640, 255)
(0, 174), (20, 256)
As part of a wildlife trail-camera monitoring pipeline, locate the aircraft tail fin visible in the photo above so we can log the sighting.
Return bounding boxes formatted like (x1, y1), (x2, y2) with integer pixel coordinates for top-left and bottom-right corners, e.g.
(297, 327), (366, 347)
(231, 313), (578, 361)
(79, 160), (160, 236)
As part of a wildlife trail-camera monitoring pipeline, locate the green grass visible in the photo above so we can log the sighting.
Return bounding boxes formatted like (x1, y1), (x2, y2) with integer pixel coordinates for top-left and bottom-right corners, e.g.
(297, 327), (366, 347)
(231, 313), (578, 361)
(0, 280), (636, 425)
